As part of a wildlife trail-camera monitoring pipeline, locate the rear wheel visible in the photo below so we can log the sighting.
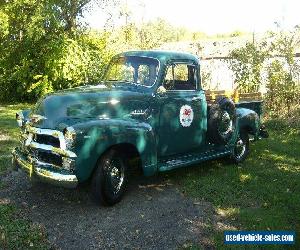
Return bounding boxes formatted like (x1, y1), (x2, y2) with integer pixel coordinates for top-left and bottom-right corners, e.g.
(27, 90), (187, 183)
(231, 130), (249, 163)
(91, 149), (128, 206)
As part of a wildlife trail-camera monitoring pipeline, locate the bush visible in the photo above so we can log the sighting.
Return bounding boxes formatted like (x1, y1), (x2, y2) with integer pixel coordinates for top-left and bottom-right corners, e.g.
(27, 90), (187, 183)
(228, 41), (269, 93)
(0, 0), (116, 103)
(228, 27), (300, 119)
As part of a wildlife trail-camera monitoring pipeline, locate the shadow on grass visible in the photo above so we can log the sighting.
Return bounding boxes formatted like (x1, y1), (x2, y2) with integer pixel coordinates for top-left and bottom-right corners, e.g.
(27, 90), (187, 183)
(165, 128), (300, 250)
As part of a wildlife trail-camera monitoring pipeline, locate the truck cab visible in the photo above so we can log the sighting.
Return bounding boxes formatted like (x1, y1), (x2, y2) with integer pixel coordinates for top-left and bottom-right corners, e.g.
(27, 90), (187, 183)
(12, 50), (268, 206)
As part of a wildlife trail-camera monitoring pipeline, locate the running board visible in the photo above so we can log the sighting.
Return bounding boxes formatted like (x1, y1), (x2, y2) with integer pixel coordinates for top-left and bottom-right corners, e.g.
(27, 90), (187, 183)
(158, 149), (231, 172)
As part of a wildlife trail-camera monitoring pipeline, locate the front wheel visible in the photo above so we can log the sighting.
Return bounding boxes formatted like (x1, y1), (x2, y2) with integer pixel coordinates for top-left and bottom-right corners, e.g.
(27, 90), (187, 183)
(91, 149), (128, 206)
(230, 130), (249, 163)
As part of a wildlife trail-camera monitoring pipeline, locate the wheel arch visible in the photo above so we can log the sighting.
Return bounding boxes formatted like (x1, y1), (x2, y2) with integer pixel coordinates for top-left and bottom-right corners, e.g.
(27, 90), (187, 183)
(236, 108), (260, 137)
(75, 120), (158, 182)
(239, 124), (254, 135)
(100, 143), (142, 172)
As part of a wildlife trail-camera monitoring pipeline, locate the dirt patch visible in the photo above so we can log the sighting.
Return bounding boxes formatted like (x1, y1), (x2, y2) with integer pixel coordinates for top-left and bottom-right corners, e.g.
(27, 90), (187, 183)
(0, 170), (217, 249)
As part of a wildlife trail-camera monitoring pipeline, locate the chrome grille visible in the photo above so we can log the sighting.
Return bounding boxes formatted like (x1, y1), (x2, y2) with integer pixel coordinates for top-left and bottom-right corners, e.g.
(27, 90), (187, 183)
(31, 149), (63, 167)
(33, 133), (60, 148)
(21, 126), (66, 168)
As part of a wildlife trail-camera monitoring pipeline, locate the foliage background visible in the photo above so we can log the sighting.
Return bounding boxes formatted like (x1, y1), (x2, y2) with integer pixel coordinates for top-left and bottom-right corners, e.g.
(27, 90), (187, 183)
(0, 0), (201, 102)
(0, 0), (299, 119)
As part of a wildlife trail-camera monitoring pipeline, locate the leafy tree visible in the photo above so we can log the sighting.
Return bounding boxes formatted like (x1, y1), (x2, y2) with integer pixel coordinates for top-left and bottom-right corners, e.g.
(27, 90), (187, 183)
(228, 41), (269, 93)
(0, 0), (115, 102)
(0, 0), (61, 101)
(50, 0), (111, 33)
(266, 27), (300, 115)
(115, 18), (178, 50)
(137, 18), (177, 49)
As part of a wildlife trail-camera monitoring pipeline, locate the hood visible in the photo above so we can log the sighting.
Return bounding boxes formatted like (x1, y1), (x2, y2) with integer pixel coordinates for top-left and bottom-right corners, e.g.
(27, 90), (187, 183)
(31, 84), (152, 129)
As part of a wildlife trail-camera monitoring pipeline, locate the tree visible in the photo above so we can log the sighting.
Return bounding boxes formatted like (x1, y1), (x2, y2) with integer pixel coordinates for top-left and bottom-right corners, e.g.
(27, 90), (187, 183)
(0, 0), (61, 101)
(266, 26), (300, 115)
(51, 0), (111, 33)
(0, 0), (115, 102)
(228, 41), (269, 93)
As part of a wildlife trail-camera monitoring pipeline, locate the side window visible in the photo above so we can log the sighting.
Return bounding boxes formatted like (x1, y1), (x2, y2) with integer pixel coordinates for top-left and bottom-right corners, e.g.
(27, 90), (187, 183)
(137, 64), (157, 86)
(164, 63), (196, 90)
(174, 64), (188, 81)
(137, 65), (149, 85)
(109, 63), (134, 82)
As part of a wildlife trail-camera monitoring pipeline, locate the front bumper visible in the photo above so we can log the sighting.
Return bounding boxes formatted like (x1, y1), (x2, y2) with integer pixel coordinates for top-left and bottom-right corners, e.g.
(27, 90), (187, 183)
(12, 148), (78, 188)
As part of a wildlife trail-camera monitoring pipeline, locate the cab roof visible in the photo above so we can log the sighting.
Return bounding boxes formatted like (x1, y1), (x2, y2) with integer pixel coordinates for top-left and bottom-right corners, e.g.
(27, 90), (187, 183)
(118, 50), (199, 65)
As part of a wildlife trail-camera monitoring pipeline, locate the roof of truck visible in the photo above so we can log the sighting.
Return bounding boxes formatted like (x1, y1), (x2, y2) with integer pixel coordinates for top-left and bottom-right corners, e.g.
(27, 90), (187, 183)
(118, 50), (199, 64)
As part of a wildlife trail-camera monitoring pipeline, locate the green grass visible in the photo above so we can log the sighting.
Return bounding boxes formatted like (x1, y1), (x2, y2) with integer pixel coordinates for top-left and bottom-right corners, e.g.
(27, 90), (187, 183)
(0, 204), (49, 249)
(0, 104), (32, 173)
(0, 103), (49, 249)
(169, 121), (300, 249)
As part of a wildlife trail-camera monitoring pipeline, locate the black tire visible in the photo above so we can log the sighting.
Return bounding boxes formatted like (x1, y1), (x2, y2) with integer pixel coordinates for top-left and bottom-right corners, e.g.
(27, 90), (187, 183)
(91, 149), (128, 206)
(208, 97), (236, 144)
(230, 130), (250, 163)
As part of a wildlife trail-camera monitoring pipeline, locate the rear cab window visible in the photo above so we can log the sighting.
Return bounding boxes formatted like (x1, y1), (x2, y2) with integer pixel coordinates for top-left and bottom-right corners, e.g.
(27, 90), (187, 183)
(164, 63), (197, 91)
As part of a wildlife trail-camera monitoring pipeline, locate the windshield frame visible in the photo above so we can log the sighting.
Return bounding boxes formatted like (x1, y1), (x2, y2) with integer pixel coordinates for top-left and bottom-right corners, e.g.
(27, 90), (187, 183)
(104, 55), (161, 88)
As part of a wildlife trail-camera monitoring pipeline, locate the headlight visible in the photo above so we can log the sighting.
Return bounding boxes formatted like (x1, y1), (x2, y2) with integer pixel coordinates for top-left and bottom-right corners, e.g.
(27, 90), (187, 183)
(16, 111), (24, 127)
(63, 126), (76, 148)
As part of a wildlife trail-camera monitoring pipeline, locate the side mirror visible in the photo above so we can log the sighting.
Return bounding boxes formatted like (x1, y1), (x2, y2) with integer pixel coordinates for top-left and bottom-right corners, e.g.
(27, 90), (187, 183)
(156, 86), (167, 95)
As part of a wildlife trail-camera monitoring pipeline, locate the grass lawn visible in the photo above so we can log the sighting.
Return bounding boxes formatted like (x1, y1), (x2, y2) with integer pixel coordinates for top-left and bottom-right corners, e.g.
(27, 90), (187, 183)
(0, 103), (299, 249)
(169, 120), (300, 249)
(0, 103), (49, 249)
(0, 104), (31, 173)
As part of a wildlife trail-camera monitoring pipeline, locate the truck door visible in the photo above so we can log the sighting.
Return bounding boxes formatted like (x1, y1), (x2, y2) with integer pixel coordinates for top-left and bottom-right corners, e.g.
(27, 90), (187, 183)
(157, 62), (207, 157)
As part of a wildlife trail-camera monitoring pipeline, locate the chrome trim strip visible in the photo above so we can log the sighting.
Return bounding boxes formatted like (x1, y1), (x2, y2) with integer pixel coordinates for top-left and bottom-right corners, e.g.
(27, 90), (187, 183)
(13, 149), (61, 171)
(26, 126), (67, 149)
(35, 167), (78, 184)
(34, 157), (60, 169)
(29, 142), (77, 158)
(130, 109), (147, 116)
(24, 125), (76, 158)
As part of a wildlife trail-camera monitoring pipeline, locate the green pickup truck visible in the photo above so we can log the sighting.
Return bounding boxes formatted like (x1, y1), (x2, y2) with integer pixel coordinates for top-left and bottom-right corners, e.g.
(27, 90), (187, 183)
(12, 50), (268, 205)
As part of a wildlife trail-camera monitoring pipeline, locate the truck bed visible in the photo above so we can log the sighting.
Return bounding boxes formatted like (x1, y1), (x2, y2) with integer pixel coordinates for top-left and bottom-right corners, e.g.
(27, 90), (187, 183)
(205, 90), (264, 117)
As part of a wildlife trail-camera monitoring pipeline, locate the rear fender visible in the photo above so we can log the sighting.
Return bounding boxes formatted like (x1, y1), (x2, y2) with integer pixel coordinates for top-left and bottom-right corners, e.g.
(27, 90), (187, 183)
(236, 108), (260, 138)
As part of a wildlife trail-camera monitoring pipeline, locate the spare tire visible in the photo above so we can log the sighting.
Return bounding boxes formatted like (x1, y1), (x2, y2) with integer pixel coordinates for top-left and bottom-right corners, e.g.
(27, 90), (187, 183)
(208, 97), (236, 144)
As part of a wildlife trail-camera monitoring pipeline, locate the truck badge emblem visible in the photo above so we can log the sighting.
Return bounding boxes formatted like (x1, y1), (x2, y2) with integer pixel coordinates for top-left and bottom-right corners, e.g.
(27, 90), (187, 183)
(180, 105), (194, 127)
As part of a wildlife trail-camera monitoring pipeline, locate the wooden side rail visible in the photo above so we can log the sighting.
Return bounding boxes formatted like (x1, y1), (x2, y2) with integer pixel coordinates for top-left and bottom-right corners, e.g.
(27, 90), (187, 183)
(205, 90), (263, 103)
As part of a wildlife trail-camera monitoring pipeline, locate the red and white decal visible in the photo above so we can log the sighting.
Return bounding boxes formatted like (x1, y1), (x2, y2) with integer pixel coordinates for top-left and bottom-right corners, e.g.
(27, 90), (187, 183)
(180, 105), (194, 127)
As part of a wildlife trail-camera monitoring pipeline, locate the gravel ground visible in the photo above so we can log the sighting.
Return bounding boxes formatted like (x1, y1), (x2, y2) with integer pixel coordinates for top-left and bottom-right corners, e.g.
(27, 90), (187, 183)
(0, 169), (217, 250)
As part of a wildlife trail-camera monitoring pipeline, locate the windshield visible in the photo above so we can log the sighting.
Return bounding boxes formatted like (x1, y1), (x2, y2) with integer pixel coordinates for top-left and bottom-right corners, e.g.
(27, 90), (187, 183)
(105, 56), (159, 87)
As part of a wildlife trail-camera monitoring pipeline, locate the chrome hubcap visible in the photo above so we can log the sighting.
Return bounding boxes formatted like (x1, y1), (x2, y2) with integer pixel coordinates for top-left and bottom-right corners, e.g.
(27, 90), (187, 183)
(106, 159), (124, 194)
(219, 111), (233, 136)
(235, 138), (246, 159)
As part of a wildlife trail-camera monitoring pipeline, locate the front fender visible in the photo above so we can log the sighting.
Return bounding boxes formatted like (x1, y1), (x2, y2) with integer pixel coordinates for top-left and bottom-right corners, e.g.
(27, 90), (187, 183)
(73, 119), (157, 182)
(236, 108), (260, 137)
